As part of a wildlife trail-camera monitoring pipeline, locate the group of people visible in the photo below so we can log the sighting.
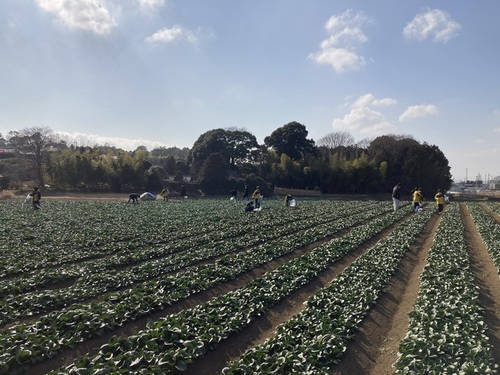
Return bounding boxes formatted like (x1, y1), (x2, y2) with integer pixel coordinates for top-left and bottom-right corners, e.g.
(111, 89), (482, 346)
(128, 184), (186, 204)
(244, 185), (262, 212)
(243, 188), (297, 212)
(129, 184), (292, 211)
(26, 186), (41, 209)
(392, 183), (446, 214)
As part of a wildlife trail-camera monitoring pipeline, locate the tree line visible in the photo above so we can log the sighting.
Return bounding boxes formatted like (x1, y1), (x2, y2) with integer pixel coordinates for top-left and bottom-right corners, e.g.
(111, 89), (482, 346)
(0, 122), (453, 197)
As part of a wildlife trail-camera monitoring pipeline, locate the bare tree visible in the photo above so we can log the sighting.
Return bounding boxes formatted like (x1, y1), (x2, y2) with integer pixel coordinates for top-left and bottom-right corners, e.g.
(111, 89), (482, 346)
(317, 131), (355, 149)
(356, 137), (373, 150)
(54, 133), (97, 148)
(7, 126), (63, 186)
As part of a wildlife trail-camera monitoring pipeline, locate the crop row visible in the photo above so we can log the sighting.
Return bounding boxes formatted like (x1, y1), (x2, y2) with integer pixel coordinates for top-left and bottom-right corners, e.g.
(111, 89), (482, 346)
(220, 205), (434, 374)
(484, 201), (500, 216)
(0, 201), (210, 273)
(0, 201), (386, 325)
(3, 199), (341, 276)
(52, 203), (416, 374)
(0, 202), (402, 373)
(394, 203), (497, 374)
(466, 202), (500, 274)
(0, 200), (377, 294)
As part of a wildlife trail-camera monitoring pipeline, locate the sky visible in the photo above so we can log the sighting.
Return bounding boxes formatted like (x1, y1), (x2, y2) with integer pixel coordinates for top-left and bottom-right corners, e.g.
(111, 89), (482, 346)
(1, 1), (499, 182)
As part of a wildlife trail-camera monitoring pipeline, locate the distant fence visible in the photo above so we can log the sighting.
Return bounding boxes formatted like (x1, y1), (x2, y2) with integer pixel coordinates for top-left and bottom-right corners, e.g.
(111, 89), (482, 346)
(273, 187), (321, 197)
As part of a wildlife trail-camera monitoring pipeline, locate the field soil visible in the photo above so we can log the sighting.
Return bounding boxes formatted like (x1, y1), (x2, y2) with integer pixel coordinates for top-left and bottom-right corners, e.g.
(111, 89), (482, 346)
(19, 199), (500, 375)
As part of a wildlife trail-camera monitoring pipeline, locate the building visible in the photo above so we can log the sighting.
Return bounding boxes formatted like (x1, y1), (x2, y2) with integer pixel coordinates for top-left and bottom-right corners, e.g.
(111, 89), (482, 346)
(0, 138), (14, 155)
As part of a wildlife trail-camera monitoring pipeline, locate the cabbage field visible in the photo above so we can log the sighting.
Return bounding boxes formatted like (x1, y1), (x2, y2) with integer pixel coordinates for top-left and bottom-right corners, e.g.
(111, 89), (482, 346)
(0, 197), (499, 374)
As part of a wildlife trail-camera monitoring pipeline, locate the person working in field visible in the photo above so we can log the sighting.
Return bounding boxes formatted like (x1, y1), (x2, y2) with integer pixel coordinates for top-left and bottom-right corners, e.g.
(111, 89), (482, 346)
(392, 183), (402, 212)
(29, 186), (41, 209)
(245, 201), (254, 212)
(434, 189), (445, 214)
(252, 186), (261, 209)
(412, 187), (423, 212)
(242, 184), (249, 200)
(128, 193), (140, 204)
(160, 187), (169, 201)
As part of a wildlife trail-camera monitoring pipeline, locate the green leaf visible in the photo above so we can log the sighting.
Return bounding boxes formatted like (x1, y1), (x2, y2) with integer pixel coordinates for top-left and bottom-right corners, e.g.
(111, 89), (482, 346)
(174, 359), (188, 372)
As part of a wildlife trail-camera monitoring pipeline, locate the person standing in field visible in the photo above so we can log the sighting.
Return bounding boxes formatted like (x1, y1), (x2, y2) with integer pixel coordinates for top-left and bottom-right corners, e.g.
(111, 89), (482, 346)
(252, 186), (261, 209)
(30, 186), (41, 209)
(160, 187), (169, 201)
(412, 187), (423, 212)
(242, 184), (249, 200)
(392, 183), (402, 212)
(435, 189), (445, 214)
(180, 184), (187, 199)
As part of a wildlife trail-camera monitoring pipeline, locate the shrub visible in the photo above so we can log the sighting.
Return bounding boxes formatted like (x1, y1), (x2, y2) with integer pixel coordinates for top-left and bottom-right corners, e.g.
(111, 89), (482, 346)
(0, 190), (16, 200)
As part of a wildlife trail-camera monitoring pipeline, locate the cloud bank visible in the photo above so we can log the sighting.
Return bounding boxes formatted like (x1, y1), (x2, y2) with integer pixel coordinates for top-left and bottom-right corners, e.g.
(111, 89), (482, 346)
(55, 131), (167, 151)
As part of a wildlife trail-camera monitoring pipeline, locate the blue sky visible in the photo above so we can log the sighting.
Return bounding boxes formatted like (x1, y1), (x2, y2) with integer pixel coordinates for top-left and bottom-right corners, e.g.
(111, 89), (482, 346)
(1, 1), (499, 182)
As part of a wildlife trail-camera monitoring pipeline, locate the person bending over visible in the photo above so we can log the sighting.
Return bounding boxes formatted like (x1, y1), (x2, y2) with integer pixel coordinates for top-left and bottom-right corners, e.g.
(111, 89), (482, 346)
(128, 193), (140, 203)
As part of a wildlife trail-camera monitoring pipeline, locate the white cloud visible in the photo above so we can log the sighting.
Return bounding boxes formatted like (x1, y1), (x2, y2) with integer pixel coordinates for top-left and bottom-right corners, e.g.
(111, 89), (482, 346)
(309, 9), (371, 73)
(55, 131), (166, 151)
(137, 0), (165, 12)
(332, 93), (397, 135)
(310, 48), (365, 73)
(352, 93), (397, 108)
(36, 0), (117, 35)
(399, 104), (439, 122)
(332, 106), (396, 135)
(146, 25), (198, 44)
(403, 8), (461, 43)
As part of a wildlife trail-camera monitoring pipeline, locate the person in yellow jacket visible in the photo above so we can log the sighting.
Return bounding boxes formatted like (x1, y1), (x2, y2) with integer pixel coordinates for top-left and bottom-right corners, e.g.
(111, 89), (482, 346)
(29, 186), (41, 209)
(159, 187), (169, 201)
(434, 189), (445, 214)
(412, 187), (423, 212)
(252, 186), (261, 209)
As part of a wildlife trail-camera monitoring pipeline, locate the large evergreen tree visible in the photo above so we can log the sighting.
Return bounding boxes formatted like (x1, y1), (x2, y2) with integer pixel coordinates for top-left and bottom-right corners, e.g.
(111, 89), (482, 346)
(264, 122), (316, 161)
(188, 128), (258, 177)
(198, 153), (230, 194)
